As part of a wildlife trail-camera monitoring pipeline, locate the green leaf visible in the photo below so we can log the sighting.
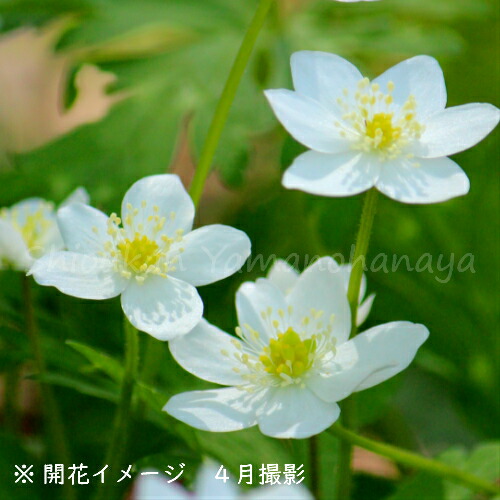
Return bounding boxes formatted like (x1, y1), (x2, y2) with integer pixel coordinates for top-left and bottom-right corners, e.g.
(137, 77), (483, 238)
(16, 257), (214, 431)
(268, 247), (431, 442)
(39, 372), (118, 403)
(388, 442), (500, 500)
(66, 340), (123, 382)
(71, 23), (197, 63)
(442, 443), (500, 500)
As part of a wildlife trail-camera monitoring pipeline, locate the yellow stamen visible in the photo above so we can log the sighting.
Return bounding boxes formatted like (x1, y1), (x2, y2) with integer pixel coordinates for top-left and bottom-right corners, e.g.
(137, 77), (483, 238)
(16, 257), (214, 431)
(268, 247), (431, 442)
(117, 235), (161, 273)
(259, 328), (316, 379)
(365, 112), (402, 150)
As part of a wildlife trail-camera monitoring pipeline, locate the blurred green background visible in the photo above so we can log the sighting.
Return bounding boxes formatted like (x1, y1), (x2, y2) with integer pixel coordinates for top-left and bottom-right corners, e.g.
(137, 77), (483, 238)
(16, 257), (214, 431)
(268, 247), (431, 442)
(0, 0), (498, 498)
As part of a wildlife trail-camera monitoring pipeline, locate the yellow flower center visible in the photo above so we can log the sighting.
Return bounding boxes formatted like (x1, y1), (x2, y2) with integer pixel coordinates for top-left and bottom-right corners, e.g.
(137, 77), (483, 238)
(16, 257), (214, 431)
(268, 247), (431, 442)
(1, 204), (53, 255)
(336, 78), (425, 160)
(225, 307), (337, 390)
(364, 112), (402, 150)
(259, 328), (316, 379)
(117, 235), (162, 273)
(99, 203), (184, 284)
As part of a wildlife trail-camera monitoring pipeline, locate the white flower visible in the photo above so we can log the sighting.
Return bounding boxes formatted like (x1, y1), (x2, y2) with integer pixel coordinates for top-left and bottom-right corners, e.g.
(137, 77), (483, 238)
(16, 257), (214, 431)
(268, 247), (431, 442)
(29, 175), (251, 340)
(0, 188), (89, 271)
(267, 259), (375, 326)
(133, 463), (312, 500)
(0, 19), (121, 157)
(265, 52), (500, 204)
(165, 257), (428, 439)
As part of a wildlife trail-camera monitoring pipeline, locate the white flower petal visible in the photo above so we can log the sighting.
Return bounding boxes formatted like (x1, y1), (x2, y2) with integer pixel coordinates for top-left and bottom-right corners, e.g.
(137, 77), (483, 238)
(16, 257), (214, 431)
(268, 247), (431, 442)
(0, 220), (32, 270)
(307, 321), (429, 403)
(57, 203), (109, 254)
(29, 251), (127, 299)
(195, 463), (240, 499)
(236, 279), (287, 341)
(264, 89), (350, 154)
(170, 224), (251, 286)
(416, 103), (500, 158)
(291, 51), (363, 110)
(287, 257), (350, 343)
(335, 264), (352, 292)
(164, 387), (260, 432)
(282, 151), (381, 197)
(10, 198), (54, 225)
(133, 473), (189, 500)
(376, 156), (470, 204)
(121, 276), (203, 341)
(357, 293), (375, 326)
(373, 55), (446, 119)
(169, 319), (247, 386)
(36, 223), (64, 255)
(60, 187), (90, 207)
(121, 174), (194, 233)
(257, 386), (340, 439)
(352, 322), (429, 391)
(266, 259), (299, 295)
(337, 263), (367, 299)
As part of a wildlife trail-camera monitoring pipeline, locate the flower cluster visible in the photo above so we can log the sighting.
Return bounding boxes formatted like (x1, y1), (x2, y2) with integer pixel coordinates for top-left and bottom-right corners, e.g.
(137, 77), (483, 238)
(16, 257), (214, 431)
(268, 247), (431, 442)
(6, 48), (498, 442)
(2, 15), (498, 497)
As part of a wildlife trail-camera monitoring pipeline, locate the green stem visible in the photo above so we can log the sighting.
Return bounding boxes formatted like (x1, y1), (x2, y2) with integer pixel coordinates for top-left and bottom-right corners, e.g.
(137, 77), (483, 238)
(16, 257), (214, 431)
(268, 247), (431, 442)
(93, 320), (139, 500)
(335, 188), (378, 499)
(309, 435), (321, 499)
(189, 0), (274, 207)
(134, 335), (162, 420)
(22, 275), (75, 500)
(330, 424), (500, 496)
(141, 335), (163, 385)
(335, 398), (356, 498)
(346, 188), (379, 337)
